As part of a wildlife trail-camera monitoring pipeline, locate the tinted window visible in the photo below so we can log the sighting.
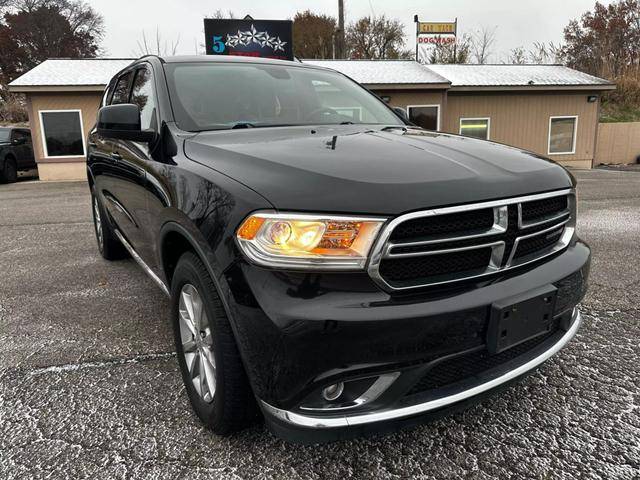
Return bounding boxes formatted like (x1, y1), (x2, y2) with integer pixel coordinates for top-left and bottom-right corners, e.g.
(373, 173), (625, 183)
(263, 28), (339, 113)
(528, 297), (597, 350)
(549, 117), (576, 154)
(11, 130), (30, 143)
(0, 128), (11, 142)
(408, 106), (439, 131)
(164, 63), (402, 131)
(111, 71), (132, 104)
(131, 67), (157, 130)
(40, 111), (84, 157)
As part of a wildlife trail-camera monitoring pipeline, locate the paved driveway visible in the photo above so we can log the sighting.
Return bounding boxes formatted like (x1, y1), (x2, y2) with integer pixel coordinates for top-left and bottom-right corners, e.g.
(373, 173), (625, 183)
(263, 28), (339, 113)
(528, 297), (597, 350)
(1, 170), (638, 479)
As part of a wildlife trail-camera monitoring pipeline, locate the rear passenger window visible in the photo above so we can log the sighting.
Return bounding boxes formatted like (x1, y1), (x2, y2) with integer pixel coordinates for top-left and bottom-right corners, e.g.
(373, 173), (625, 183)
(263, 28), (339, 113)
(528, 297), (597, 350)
(111, 72), (132, 104)
(131, 67), (157, 130)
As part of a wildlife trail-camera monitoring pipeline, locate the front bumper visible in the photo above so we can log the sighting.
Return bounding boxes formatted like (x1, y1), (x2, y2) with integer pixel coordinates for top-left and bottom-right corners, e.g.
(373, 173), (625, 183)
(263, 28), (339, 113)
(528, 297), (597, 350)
(222, 240), (590, 441)
(262, 307), (580, 438)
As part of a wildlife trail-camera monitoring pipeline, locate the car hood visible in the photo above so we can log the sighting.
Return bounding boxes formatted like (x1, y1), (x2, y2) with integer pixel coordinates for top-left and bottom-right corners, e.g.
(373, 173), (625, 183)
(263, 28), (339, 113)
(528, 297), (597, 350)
(184, 125), (573, 215)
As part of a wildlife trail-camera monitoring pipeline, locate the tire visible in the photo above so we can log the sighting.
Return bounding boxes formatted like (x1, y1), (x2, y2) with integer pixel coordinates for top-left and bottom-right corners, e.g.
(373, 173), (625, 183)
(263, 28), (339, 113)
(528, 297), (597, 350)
(1, 157), (17, 183)
(171, 252), (257, 434)
(90, 186), (128, 260)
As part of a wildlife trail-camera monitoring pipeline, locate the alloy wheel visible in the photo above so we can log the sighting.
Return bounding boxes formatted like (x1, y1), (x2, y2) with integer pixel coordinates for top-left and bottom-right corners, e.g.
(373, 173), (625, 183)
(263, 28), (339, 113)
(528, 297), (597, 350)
(179, 283), (216, 403)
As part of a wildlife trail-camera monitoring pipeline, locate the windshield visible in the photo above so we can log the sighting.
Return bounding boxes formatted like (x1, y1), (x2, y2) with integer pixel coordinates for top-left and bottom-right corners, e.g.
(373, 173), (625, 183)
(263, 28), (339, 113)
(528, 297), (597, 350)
(0, 128), (10, 142)
(164, 62), (402, 131)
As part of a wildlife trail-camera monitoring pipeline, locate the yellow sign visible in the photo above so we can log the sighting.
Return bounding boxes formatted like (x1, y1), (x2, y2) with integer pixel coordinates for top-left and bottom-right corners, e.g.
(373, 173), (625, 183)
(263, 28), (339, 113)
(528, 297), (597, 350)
(418, 22), (456, 34)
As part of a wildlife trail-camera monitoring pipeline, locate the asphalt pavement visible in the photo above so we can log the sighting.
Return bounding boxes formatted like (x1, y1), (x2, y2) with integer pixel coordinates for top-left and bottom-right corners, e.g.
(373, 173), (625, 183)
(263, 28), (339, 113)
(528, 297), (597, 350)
(0, 169), (638, 479)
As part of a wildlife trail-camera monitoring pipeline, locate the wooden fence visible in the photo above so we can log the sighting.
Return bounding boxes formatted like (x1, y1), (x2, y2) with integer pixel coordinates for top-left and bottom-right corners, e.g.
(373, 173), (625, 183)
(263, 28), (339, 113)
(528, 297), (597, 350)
(595, 122), (640, 165)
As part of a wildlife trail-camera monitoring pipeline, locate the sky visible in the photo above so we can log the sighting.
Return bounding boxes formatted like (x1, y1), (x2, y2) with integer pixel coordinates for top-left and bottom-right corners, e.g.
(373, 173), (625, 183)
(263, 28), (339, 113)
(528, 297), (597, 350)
(90, 0), (613, 61)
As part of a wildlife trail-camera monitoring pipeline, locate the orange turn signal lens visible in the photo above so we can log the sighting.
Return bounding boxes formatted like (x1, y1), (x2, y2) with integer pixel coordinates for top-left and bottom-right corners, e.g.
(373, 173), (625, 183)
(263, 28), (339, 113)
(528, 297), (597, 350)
(237, 216), (265, 240)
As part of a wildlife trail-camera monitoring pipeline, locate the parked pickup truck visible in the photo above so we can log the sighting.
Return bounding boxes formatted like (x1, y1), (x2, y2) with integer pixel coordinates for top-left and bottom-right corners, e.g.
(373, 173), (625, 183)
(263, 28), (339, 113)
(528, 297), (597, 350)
(0, 127), (35, 183)
(87, 55), (590, 443)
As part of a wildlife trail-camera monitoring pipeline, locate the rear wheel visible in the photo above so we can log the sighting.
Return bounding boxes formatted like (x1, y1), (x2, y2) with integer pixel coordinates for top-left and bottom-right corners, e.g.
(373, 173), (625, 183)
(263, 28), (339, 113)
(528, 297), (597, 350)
(90, 187), (128, 260)
(171, 252), (257, 434)
(1, 157), (17, 183)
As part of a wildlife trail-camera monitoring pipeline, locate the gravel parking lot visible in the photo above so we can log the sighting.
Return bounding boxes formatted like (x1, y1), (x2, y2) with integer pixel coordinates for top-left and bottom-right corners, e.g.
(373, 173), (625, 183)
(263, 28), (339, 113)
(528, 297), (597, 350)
(1, 169), (638, 479)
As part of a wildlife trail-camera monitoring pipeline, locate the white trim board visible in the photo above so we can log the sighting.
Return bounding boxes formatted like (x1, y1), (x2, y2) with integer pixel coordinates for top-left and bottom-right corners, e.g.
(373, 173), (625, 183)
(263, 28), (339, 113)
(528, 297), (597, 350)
(38, 109), (86, 159)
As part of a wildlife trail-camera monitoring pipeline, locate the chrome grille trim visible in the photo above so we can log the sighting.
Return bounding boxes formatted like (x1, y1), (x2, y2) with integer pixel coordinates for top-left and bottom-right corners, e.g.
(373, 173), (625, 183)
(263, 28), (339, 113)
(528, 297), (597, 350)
(517, 203), (571, 229)
(385, 206), (507, 252)
(506, 221), (574, 268)
(368, 189), (575, 291)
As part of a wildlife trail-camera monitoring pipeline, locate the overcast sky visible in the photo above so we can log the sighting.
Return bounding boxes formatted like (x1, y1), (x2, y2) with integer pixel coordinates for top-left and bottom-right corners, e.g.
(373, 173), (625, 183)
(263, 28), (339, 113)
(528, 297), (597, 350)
(91, 0), (612, 61)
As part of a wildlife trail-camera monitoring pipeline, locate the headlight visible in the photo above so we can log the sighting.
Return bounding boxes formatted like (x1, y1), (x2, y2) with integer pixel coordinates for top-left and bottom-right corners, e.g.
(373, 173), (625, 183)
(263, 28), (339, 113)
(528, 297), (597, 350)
(236, 211), (386, 269)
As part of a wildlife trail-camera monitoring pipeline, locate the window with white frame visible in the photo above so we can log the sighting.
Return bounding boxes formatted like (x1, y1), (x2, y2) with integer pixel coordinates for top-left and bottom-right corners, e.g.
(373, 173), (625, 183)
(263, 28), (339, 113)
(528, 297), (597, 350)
(39, 110), (85, 157)
(548, 116), (577, 155)
(407, 105), (440, 131)
(459, 118), (490, 140)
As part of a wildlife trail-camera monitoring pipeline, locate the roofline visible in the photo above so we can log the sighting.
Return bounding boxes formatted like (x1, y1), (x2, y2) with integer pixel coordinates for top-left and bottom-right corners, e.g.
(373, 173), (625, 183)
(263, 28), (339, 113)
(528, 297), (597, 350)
(42, 57), (136, 61)
(364, 82), (451, 90)
(448, 84), (616, 92)
(8, 85), (106, 93)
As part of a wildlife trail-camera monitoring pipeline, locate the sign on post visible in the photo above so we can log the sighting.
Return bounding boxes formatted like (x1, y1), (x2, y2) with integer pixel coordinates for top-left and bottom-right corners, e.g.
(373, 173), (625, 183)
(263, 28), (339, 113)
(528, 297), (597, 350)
(415, 18), (457, 64)
(203, 18), (294, 61)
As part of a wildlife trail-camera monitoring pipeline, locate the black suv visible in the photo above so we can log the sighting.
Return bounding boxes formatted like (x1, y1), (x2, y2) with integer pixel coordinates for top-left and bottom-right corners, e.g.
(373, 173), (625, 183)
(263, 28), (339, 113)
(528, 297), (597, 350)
(87, 55), (590, 443)
(0, 127), (35, 183)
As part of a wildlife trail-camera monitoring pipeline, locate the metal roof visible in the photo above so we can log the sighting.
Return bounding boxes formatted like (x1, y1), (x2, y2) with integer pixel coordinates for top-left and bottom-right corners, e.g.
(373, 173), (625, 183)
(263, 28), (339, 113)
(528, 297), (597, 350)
(304, 60), (451, 86)
(8, 58), (134, 88)
(8, 57), (614, 91)
(426, 64), (614, 87)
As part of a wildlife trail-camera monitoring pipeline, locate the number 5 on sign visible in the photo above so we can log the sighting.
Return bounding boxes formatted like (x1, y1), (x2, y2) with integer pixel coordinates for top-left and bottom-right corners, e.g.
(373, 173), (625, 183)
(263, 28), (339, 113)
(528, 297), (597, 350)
(212, 35), (225, 53)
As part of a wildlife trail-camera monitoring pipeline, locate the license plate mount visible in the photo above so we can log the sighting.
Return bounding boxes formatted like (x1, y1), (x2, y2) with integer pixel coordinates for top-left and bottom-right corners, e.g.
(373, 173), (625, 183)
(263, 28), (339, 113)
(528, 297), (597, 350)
(487, 285), (558, 355)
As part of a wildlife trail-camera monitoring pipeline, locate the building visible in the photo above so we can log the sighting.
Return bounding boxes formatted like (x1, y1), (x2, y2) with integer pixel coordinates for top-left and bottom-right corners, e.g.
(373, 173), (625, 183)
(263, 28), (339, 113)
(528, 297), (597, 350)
(306, 60), (615, 169)
(8, 57), (614, 181)
(8, 58), (133, 181)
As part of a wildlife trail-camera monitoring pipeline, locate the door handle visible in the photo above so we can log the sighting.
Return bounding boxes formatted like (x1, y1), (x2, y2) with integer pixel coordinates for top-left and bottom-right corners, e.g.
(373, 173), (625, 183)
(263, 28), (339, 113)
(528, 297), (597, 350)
(110, 152), (122, 161)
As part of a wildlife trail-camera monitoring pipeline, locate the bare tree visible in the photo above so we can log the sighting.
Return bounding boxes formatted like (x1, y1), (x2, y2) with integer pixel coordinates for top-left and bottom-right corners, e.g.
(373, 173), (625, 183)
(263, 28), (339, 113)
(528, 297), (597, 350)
(507, 46), (527, 64)
(529, 41), (563, 64)
(427, 34), (471, 64)
(471, 26), (497, 64)
(208, 9), (235, 19)
(136, 28), (180, 56)
(346, 15), (412, 59)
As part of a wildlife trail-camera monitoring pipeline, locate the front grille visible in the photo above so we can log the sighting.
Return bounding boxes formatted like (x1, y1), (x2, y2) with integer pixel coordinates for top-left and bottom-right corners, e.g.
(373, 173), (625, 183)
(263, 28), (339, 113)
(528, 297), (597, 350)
(379, 247), (492, 281)
(406, 324), (559, 396)
(521, 195), (568, 223)
(371, 191), (573, 290)
(390, 208), (494, 241)
(513, 225), (564, 259)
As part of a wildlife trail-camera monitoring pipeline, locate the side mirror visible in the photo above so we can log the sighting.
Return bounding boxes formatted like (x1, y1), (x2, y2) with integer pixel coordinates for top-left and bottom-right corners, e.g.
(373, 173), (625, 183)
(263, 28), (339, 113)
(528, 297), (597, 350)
(11, 137), (26, 145)
(392, 106), (410, 123)
(97, 104), (156, 143)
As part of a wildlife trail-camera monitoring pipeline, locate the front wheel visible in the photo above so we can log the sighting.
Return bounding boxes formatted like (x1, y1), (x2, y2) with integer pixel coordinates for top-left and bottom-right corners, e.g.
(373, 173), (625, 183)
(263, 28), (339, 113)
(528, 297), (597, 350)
(1, 158), (17, 183)
(171, 252), (257, 434)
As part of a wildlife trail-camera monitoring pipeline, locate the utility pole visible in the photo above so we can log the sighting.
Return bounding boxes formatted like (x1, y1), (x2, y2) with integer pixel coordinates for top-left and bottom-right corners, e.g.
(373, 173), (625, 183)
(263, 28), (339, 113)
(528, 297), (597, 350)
(336, 0), (345, 58)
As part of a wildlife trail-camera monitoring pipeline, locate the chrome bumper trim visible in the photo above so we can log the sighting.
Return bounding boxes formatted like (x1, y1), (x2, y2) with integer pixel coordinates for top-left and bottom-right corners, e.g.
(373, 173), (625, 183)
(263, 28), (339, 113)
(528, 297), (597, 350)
(261, 308), (582, 429)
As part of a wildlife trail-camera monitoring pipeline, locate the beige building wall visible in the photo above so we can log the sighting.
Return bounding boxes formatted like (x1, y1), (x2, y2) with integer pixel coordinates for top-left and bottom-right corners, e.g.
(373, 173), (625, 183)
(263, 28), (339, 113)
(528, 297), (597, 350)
(442, 92), (600, 169)
(26, 91), (102, 181)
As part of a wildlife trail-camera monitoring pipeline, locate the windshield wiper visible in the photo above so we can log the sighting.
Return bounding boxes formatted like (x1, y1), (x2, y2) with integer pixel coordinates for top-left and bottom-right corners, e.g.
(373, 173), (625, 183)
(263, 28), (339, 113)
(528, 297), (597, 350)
(380, 125), (407, 131)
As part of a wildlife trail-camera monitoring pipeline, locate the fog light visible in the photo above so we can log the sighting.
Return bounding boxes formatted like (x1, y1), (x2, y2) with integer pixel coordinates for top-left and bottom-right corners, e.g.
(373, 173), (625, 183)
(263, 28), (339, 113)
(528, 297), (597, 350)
(322, 382), (344, 401)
